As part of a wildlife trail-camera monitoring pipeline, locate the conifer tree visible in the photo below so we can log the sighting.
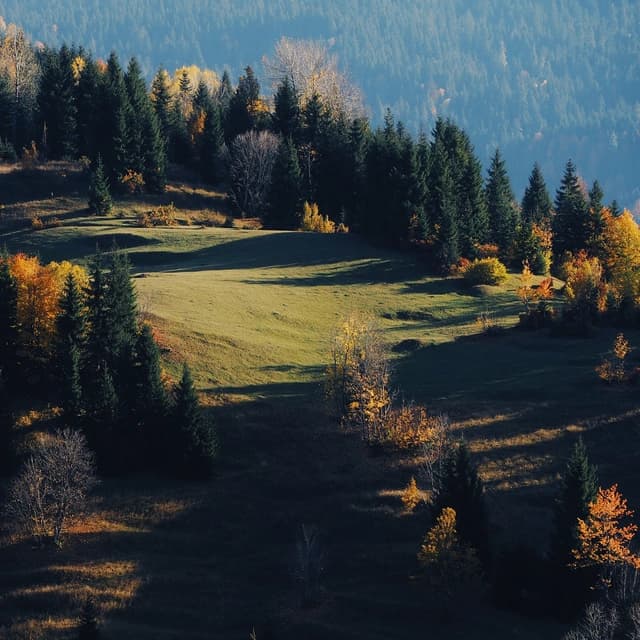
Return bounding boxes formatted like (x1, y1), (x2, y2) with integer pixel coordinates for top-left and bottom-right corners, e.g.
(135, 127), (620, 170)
(216, 69), (233, 115)
(588, 180), (606, 254)
(172, 364), (217, 479)
(88, 155), (112, 215)
(550, 437), (598, 571)
(0, 256), (18, 390)
(225, 66), (260, 141)
(267, 136), (302, 229)
(432, 442), (490, 566)
(85, 251), (110, 379)
(199, 104), (225, 184)
(77, 596), (101, 640)
(486, 148), (519, 259)
(521, 163), (552, 227)
(458, 156), (489, 255)
(37, 45), (78, 159)
(134, 323), (168, 442)
(57, 272), (86, 417)
(552, 160), (590, 258)
(75, 55), (101, 159)
(105, 250), (138, 364)
(549, 437), (599, 614)
(89, 362), (119, 473)
(150, 67), (173, 153)
(273, 76), (300, 141)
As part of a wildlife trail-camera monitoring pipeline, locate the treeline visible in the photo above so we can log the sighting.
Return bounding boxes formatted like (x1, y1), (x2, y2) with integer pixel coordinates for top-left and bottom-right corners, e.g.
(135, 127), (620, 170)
(4, 0), (639, 204)
(0, 249), (216, 480)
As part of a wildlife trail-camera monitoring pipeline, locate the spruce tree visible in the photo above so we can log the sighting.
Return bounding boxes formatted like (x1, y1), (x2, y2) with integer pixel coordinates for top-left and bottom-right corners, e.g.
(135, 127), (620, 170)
(61, 340), (83, 418)
(85, 251), (110, 379)
(552, 160), (590, 259)
(588, 180), (605, 255)
(105, 250), (138, 363)
(225, 66), (260, 141)
(172, 364), (217, 479)
(521, 163), (552, 227)
(77, 596), (101, 640)
(0, 256), (18, 390)
(273, 77), (300, 141)
(459, 156), (489, 256)
(216, 69), (233, 115)
(150, 67), (173, 155)
(267, 136), (302, 229)
(89, 362), (119, 473)
(486, 148), (519, 259)
(75, 55), (101, 159)
(432, 442), (490, 566)
(88, 155), (112, 215)
(200, 104), (225, 184)
(134, 323), (168, 461)
(549, 437), (598, 615)
(549, 437), (598, 571)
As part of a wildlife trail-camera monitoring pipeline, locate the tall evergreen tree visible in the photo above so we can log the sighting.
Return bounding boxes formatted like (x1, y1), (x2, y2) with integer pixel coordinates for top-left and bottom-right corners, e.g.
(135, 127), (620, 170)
(549, 437), (598, 571)
(88, 155), (112, 215)
(57, 272), (86, 355)
(588, 180), (606, 254)
(199, 104), (225, 184)
(486, 148), (519, 259)
(225, 66), (260, 141)
(85, 251), (110, 380)
(521, 163), (552, 227)
(345, 117), (371, 232)
(37, 45), (77, 159)
(216, 69), (233, 115)
(150, 67), (173, 155)
(458, 156), (489, 255)
(172, 364), (217, 479)
(272, 77), (300, 141)
(0, 256), (18, 390)
(552, 160), (590, 258)
(74, 55), (101, 159)
(61, 340), (83, 418)
(549, 437), (599, 615)
(266, 136), (302, 229)
(432, 442), (490, 566)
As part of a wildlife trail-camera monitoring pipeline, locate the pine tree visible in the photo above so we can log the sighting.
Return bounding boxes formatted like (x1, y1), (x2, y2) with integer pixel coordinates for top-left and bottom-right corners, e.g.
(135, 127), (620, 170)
(75, 55), (101, 159)
(550, 437), (598, 570)
(216, 69), (233, 115)
(486, 149), (519, 259)
(521, 163), (552, 227)
(588, 180), (605, 254)
(105, 250), (138, 363)
(0, 256), (18, 390)
(150, 67), (173, 154)
(88, 362), (119, 473)
(88, 155), (112, 215)
(77, 596), (100, 640)
(172, 364), (217, 479)
(267, 136), (302, 229)
(225, 66), (260, 141)
(199, 104), (225, 184)
(432, 442), (490, 566)
(85, 251), (110, 379)
(458, 156), (489, 255)
(37, 45), (78, 159)
(273, 77), (300, 141)
(134, 324), (168, 443)
(549, 437), (599, 615)
(552, 160), (590, 258)
(61, 340), (83, 418)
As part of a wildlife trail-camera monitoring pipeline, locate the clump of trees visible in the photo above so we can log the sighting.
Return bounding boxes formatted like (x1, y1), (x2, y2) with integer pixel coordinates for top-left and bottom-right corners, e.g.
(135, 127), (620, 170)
(0, 248), (217, 480)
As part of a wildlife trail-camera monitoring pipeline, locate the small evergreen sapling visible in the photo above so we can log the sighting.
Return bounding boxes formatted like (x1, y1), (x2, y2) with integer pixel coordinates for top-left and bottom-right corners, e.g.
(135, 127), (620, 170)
(88, 155), (112, 215)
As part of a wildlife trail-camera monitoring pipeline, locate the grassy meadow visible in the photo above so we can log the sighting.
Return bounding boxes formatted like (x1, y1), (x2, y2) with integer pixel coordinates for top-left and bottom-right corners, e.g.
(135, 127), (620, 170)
(0, 164), (639, 639)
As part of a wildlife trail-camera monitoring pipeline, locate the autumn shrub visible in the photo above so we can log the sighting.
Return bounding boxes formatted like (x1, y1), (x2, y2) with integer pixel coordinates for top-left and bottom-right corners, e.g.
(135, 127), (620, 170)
(120, 169), (145, 194)
(475, 243), (500, 259)
(462, 257), (508, 286)
(401, 476), (422, 512)
(336, 222), (349, 233)
(561, 251), (607, 326)
(300, 201), (336, 233)
(384, 403), (435, 449)
(21, 141), (39, 168)
(137, 203), (178, 227)
(30, 215), (43, 230)
(596, 333), (631, 384)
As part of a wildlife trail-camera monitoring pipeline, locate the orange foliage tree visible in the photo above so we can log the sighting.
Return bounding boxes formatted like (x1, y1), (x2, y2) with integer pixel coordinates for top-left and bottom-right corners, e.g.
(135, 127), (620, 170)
(572, 484), (640, 585)
(9, 254), (88, 354)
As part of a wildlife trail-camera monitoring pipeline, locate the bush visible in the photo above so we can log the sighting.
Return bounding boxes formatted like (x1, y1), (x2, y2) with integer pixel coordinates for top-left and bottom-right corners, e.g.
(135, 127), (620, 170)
(137, 203), (178, 227)
(300, 201), (336, 233)
(120, 169), (145, 194)
(401, 476), (422, 512)
(462, 258), (508, 286)
(384, 403), (434, 449)
(596, 333), (631, 384)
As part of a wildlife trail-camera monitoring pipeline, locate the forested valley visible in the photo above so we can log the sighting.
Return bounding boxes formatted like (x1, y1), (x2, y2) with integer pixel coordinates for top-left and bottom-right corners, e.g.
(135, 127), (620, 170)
(0, 11), (639, 640)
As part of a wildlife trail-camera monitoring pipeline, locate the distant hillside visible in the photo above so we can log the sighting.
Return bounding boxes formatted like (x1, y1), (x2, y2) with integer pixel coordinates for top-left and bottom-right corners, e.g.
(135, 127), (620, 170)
(3, 0), (640, 206)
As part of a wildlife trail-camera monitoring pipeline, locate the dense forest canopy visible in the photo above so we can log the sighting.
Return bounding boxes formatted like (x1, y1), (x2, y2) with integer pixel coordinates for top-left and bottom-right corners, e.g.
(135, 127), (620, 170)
(1, 0), (639, 208)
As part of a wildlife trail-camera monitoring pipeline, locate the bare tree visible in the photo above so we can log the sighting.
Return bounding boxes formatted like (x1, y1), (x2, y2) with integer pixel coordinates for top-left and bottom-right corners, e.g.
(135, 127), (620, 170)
(419, 414), (454, 497)
(5, 429), (97, 547)
(293, 524), (324, 607)
(564, 602), (619, 640)
(0, 23), (39, 105)
(229, 130), (279, 218)
(263, 37), (364, 120)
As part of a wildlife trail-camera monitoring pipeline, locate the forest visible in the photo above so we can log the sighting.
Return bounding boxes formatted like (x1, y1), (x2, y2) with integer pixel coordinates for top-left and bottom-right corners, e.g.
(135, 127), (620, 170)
(1, 0), (639, 208)
(0, 14), (639, 640)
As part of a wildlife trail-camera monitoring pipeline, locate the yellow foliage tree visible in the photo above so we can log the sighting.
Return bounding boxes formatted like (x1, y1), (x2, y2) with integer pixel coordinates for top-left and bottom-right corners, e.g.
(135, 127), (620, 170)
(418, 507), (483, 603)
(169, 65), (220, 99)
(562, 251), (607, 323)
(573, 484), (640, 585)
(300, 201), (336, 233)
(326, 314), (391, 444)
(9, 254), (88, 354)
(599, 208), (640, 312)
(596, 333), (631, 384)
(402, 476), (422, 512)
